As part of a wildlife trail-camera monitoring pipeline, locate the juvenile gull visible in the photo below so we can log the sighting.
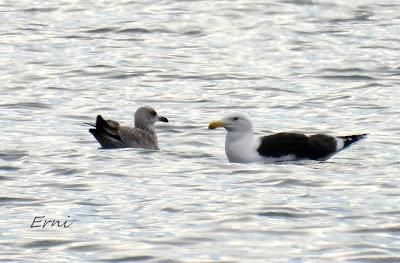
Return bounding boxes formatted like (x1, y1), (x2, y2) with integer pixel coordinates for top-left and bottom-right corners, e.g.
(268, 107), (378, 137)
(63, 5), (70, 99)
(89, 106), (168, 149)
(208, 112), (367, 163)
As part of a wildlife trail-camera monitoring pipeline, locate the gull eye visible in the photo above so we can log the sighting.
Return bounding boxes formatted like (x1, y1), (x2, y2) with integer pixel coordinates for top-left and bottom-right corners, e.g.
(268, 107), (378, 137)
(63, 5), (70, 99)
(233, 117), (239, 121)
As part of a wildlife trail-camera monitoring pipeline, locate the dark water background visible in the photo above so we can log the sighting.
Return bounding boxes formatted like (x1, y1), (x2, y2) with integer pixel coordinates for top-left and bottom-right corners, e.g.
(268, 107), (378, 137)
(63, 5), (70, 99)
(1, 0), (400, 262)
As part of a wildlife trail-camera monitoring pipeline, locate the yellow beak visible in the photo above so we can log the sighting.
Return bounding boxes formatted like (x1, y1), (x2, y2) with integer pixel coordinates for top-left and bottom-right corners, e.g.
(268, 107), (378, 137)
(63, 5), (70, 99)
(208, 120), (224, 129)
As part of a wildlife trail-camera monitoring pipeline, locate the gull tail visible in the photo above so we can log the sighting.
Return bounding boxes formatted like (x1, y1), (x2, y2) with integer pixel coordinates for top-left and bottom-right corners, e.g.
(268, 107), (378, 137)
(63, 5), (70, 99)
(338, 134), (368, 150)
(94, 115), (107, 129)
(89, 115), (112, 135)
(89, 115), (123, 148)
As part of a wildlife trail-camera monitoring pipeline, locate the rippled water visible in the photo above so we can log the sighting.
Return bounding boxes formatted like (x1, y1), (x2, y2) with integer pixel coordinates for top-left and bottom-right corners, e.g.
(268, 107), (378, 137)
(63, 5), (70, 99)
(1, 0), (400, 262)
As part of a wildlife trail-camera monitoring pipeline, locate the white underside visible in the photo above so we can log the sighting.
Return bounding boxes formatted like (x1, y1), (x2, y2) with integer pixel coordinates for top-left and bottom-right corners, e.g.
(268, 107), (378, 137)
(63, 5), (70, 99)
(262, 154), (298, 163)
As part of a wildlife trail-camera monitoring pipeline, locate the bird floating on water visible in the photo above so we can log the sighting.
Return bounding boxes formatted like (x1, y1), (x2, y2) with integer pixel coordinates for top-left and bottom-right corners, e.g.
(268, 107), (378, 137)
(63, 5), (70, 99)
(88, 106), (168, 149)
(208, 112), (367, 163)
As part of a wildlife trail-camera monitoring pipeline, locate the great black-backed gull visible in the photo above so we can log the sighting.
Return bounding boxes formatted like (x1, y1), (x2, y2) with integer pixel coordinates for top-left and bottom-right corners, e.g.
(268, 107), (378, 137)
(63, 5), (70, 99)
(208, 112), (367, 163)
(88, 106), (168, 149)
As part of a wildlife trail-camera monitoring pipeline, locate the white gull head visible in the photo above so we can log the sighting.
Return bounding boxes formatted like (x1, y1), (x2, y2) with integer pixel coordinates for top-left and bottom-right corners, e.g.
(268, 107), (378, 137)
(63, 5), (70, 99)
(208, 112), (254, 132)
(208, 112), (262, 163)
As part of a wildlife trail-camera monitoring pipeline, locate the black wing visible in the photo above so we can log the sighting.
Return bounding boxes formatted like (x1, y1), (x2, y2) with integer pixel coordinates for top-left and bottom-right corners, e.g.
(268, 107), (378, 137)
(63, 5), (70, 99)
(256, 132), (336, 160)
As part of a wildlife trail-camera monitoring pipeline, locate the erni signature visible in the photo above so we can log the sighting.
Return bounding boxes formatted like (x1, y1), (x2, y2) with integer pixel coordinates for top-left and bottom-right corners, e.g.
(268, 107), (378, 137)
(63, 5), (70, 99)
(30, 216), (75, 229)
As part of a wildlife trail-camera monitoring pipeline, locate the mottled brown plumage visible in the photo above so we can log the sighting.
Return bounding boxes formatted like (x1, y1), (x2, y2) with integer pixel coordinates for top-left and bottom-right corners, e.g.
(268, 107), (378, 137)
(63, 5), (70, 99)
(89, 106), (168, 149)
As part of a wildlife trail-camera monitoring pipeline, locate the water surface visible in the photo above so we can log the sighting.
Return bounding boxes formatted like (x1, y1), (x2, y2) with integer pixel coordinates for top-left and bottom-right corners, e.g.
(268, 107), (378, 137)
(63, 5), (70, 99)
(1, 0), (400, 262)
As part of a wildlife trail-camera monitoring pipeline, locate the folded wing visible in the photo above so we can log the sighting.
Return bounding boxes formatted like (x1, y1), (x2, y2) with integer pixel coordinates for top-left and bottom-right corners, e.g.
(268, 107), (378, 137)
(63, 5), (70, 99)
(256, 132), (337, 160)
